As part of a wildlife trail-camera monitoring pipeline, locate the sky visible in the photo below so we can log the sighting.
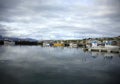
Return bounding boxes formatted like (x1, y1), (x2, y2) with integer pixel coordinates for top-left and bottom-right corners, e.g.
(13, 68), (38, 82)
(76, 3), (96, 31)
(0, 0), (120, 40)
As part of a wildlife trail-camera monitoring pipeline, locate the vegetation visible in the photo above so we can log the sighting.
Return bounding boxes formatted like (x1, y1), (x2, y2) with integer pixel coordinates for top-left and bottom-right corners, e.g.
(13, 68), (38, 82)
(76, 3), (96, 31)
(15, 41), (38, 45)
(0, 41), (4, 45)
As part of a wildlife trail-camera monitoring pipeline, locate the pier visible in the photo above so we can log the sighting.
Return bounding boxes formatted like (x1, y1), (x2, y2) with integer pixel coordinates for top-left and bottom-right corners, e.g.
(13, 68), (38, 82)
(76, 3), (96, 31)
(84, 47), (120, 53)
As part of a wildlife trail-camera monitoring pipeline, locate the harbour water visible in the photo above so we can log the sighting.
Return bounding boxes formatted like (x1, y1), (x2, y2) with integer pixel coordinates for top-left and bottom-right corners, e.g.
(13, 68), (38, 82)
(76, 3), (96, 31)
(0, 46), (120, 84)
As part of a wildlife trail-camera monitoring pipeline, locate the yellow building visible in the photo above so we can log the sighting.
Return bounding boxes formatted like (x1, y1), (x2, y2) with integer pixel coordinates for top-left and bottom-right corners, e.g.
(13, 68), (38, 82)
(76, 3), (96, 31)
(53, 43), (64, 47)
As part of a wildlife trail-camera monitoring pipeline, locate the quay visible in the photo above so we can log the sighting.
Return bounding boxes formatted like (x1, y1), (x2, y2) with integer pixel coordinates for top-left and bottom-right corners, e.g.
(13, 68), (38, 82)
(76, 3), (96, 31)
(84, 47), (120, 53)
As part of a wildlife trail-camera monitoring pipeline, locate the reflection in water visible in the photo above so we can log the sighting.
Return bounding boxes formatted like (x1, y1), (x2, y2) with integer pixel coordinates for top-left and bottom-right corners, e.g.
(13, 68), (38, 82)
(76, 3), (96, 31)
(90, 51), (119, 59)
(0, 46), (120, 84)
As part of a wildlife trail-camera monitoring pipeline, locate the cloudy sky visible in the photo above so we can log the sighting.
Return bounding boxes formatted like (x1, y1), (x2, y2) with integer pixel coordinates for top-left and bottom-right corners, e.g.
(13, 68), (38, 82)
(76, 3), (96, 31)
(0, 0), (120, 40)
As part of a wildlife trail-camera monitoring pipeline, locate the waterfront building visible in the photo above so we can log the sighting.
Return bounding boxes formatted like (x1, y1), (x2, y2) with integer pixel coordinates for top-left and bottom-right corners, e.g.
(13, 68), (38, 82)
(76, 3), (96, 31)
(43, 42), (50, 47)
(53, 43), (64, 47)
(69, 43), (78, 48)
(4, 39), (15, 45)
(105, 40), (120, 49)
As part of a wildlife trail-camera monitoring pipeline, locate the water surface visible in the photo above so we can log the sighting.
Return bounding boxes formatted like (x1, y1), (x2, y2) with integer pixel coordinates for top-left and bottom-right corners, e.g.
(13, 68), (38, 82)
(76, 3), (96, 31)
(0, 46), (120, 84)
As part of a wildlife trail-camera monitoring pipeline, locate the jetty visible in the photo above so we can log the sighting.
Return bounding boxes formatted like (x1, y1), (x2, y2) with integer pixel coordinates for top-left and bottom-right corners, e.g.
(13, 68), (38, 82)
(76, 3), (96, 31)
(84, 47), (120, 53)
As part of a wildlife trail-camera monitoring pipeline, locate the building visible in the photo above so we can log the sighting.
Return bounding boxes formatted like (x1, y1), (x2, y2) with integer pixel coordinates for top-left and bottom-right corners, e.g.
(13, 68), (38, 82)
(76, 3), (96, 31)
(53, 43), (64, 47)
(4, 39), (15, 45)
(43, 42), (50, 47)
(104, 40), (120, 49)
(69, 43), (78, 48)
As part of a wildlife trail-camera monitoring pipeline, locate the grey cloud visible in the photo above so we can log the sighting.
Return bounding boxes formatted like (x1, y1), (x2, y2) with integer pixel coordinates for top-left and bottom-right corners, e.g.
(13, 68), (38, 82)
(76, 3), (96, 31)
(0, 24), (7, 35)
(0, 0), (120, 39)
(0, 0), (22, 14)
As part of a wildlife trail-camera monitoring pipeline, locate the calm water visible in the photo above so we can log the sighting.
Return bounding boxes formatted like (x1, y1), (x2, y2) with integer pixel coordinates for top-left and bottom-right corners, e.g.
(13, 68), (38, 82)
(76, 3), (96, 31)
(0, 46), (120, 84)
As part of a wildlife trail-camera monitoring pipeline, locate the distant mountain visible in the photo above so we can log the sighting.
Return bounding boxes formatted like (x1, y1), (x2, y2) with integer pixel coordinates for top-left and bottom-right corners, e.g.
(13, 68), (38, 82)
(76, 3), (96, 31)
(27, 38), (38, 41)
(20, 38), (38, 42)
(0, 35), (38, 42)
(0, 35), (3, 40)
(5, 37), (19, 41)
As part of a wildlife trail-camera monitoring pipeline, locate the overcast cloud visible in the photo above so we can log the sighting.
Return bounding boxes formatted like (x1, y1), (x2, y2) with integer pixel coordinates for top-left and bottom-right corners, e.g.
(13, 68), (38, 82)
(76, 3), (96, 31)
(0, 0), (120, 40)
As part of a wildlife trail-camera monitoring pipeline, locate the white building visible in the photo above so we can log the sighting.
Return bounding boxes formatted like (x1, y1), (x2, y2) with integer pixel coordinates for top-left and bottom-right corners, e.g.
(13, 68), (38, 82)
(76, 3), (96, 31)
(43, 42), (50, 47)
(105, 41), (119, 49)
(69, 43), (78, 48)
(90, 40), (103, 48)
(4, 40), (15, 45)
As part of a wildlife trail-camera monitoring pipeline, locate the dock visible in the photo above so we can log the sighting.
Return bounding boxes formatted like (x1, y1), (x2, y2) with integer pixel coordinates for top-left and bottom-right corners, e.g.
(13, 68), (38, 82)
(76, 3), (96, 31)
(84, 47), (120, 53)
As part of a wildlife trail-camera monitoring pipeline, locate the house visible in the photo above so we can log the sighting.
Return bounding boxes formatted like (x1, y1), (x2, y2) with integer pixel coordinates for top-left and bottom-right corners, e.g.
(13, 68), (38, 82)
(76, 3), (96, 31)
(85, 39), (105, 48)
(43, 42), (50, 47)
(104, 40), (120, 49)
(53, 43), (64, 47)
(90, 40), (102, 48)
(91, 41), (98, 48)
(69, 43), (78, 48)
